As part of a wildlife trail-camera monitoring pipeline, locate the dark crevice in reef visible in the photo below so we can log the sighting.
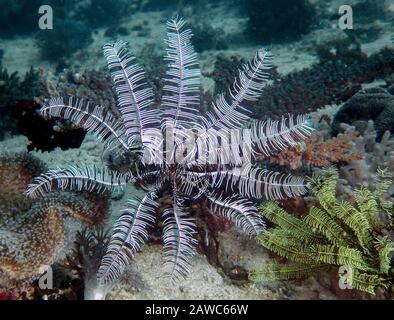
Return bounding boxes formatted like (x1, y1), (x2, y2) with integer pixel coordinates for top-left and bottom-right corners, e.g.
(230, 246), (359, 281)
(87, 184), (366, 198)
(0, 65), (43, 141)
(11, 100), (86, 152)
(0, 60), (86, 151)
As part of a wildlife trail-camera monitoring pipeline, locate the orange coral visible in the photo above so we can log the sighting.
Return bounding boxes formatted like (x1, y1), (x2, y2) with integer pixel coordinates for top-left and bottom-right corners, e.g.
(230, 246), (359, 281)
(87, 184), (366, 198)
(268, 130), (363, 169)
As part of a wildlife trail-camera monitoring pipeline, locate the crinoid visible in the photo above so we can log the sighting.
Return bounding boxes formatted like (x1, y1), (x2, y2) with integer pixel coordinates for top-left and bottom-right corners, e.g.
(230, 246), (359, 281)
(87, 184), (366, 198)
(26, 17), (313, 285)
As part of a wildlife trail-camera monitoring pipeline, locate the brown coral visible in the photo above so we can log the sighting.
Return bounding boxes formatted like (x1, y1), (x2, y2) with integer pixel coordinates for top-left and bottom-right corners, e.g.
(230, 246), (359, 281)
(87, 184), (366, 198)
(0, 153), (45, 206)
(0, 207), (65, 286)
(0, 153), (110, 290)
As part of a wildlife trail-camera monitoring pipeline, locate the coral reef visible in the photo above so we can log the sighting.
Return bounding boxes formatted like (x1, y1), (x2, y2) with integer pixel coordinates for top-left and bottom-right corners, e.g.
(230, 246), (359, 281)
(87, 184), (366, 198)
(0, 69), (20, 135)
(0, 67), (42, 140)
(0, 0), (82, 39)
(0, 0), (392, 302)
(26, 17), (314, 291)
(268, 129), (363, 170)
(188, 21), (228, 53)
(58, 228), (111, 300)
(332, 88), (394, 140)
(36, 19), (92, 63)
(0, 153), (46, 223)
(249, 41), (394, 120)
(251, 167), (394, 296)
(0, 0), (42, 37)
(0, 153), (110, 292)
(352, 0), (389, 23)
(51, 68), (121, 116)
(138, 44), (167, 105)
(12, 99), (86, 152)
(338, 121), (394, 197)
(207, 55), (246, 95)
(0, 205), (66, 286)
(75, 0), (132, 29)
(269, 117), (394, 205)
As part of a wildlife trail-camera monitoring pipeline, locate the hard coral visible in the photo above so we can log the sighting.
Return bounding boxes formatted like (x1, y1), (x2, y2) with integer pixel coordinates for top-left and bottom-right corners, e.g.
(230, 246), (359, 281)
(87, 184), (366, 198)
(0, 207), (65, 286)
(0, 153), (110, 290)
(0, 153), (46, 205)
(332, 88), (394, 140)
(338, 121), (394, 198)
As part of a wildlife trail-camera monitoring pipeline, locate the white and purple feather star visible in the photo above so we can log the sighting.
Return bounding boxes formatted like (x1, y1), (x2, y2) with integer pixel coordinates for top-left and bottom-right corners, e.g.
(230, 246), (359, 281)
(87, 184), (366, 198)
(25, 17), (313, 286)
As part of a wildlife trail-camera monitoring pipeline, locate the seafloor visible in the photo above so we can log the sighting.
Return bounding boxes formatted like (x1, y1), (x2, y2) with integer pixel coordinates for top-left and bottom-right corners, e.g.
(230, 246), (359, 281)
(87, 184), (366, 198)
(0, 0), (394, 300)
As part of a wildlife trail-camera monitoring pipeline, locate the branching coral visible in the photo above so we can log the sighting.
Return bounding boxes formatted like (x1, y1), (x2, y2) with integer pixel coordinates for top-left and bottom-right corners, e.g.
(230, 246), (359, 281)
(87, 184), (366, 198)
(251, 166), (394, 295)
(268, 129), (363, 170)
(338, 121), (394, 197)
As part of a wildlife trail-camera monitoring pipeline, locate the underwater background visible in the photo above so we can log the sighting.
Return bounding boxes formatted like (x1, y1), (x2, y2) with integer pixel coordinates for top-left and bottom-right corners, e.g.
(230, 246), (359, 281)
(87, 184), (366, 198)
(0, 0), (394, 300)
